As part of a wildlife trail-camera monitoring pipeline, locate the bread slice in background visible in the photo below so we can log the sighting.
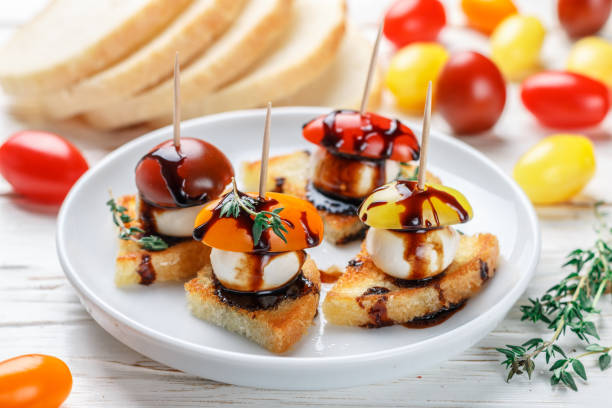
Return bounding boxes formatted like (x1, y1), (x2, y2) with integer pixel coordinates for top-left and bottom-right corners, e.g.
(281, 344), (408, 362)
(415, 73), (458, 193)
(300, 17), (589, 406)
(0, 0), (192, 96)
(185, 256), (320, 353)
(275, 25), (383, 111)
(148, 0), (346, 127)
(23, 0), (247, 119)
(85, 0), (292, 130)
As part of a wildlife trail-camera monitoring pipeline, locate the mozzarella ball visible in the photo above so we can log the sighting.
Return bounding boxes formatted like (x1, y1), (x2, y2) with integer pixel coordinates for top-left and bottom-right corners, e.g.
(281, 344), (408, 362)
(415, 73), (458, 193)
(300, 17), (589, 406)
(136, 195), (204, 237)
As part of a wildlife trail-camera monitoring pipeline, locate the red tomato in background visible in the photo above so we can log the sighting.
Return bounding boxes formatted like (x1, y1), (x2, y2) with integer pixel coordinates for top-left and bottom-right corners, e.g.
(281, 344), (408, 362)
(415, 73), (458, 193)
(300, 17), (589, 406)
(0, 354), (72, 408)
(383, 0), (446, 47)
(558, 0), (612, 38)
(0, 131), (88, 204)
(521, 71), (610, 129)
(436, 51), (507, 134)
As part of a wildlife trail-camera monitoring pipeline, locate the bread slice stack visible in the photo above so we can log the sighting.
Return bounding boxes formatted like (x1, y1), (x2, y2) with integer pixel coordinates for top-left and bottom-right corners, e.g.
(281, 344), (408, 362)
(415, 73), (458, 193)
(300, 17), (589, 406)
(0, 0), (383, 129)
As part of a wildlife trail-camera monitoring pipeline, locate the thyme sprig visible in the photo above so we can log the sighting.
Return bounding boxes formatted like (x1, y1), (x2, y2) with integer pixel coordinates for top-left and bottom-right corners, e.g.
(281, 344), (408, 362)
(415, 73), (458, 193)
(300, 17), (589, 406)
(219, 178), (289, 246)
(107, 194), (168, 251)
(497, 204), (612, 391)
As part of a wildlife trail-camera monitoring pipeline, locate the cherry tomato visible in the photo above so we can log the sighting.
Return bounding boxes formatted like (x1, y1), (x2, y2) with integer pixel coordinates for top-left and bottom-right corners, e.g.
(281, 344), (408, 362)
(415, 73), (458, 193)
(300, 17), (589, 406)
(383, 0), (446, 48)
(567, 36), (612, 86)
(385, 43), (449, 111)
(461, 0), (518, 35)
(135, 138), (234, 208)
(521, 71), (610, 129)
(558, 0), (612, 38)
(490, 14), (546, 81)
(513, 134), (595, 204)
(436, 51), (506, 134)
(0, 354), (72, 408)
(0, 131), (88, 204)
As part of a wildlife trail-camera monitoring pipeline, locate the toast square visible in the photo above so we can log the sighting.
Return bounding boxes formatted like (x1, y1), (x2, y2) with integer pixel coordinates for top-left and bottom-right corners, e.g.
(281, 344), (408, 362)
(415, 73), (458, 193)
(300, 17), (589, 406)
(185, 256), (321, 353)
(322, 233), (500, 327)
(114, 195), (211, 287)
(241, 150), (441, 244)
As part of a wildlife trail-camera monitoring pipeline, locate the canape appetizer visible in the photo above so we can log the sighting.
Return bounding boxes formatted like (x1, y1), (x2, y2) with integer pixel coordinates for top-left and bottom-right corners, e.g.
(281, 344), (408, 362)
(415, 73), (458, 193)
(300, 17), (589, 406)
(185, 179), (324, 353)
(110, 137), (234, 287)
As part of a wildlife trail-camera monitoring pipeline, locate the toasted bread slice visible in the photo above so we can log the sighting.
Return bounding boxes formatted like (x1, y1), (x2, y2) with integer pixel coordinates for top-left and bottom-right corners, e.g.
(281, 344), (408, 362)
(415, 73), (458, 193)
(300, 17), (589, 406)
(241, 150), (441, 244)
(322, 233), (500, 327)
(85, 0), (292, 129)
(149, 0), (346, 126)
(25, 0), (247, 119)
(0, 0), (191, 95)
(114, 195), (211, 287)
(185, 256), (320, 353)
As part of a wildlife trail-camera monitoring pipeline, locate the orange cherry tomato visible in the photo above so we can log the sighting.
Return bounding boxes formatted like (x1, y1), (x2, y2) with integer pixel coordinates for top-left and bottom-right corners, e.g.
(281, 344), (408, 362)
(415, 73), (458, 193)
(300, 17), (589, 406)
(0, 354), (72, 408)
(461, 0), (518, 34)
(194, 192), (323, 253)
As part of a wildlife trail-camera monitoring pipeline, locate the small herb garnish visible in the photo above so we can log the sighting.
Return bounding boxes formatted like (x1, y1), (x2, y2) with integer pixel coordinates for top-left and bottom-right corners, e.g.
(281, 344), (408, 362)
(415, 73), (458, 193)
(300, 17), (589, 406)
(107, 194), (168, 251)
(497, 203), (612, 391)
(219, 178), (289, 246)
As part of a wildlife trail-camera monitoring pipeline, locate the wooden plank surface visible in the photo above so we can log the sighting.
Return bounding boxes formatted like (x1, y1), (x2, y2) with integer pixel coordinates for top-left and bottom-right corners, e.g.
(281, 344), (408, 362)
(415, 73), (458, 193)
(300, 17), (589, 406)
(1, 1), (612, 406)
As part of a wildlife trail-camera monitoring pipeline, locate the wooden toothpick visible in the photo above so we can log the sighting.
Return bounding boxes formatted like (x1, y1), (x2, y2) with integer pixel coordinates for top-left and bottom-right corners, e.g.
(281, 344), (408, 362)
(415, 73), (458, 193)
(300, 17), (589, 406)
(258, 102), (272, 198)
(359, 19), (384, 115)
(173, 52), (181, 149)
(417, 81), (433, 191)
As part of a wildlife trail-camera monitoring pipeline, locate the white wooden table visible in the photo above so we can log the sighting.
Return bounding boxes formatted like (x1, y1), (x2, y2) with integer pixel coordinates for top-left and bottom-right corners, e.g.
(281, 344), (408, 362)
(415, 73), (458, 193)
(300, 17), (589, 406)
(1, 1), (612, 406)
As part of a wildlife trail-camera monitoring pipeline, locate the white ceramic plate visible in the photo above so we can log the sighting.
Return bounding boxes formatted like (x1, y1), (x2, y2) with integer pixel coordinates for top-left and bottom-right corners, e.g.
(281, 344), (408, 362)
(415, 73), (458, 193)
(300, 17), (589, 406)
(57, 107), (539, 390)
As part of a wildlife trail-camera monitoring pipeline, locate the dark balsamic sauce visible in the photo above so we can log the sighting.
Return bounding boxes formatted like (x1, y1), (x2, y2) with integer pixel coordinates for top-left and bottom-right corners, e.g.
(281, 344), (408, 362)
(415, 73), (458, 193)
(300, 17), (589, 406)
(137, 254), (156, 285)
(305, 182), (361, 216)
(391, 271), (445, 289)
(213, 272), (317, 311)
(401, 301), (466, 329)
(479, 259), (490, 282)
(300, 211), (320, 247)
(348, 259), (364, 268)
(273, 177), (286, 193)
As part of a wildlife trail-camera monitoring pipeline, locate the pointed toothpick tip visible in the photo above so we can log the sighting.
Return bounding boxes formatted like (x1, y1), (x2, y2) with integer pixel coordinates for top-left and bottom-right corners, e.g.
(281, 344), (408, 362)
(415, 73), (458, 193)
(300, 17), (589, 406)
(417, 81), (433, 191)
(173, 52), (181, 149)
(360, 19), (384, 115)
(258, 102), (272, 198)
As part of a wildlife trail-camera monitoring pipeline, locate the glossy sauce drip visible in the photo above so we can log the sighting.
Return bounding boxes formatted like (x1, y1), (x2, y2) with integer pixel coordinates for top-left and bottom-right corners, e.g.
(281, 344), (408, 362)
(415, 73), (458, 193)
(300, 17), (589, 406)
(402, 301), (465, 329)
(356, 286), (393, 328)
(137, 254), (156, 285)
(394, 180), (470, 230)
(392, 271), (445, 288)
(319, 110), (419, 160)
(244, 250), (306, 292)
(348, 259), (364, 268)
(137, 196), (191, 247)
(140, 145), (207, 208)
(305, 182), (360, 216)
(300, 211), (320, 247)
(213, 272), (317, 311)
(398, 229), (444, 280)
(479, 259), (489, 282)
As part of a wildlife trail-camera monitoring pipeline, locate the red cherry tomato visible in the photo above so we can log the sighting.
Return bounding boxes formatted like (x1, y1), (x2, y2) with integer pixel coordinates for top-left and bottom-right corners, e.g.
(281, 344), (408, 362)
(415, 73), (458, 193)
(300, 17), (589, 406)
(0, 131), (88, 204)
(383, 0), (446, 48)
(135, 137), (234, 208)
(521, 71), (610, 129)
(436, 51), (507, 134)
(558, 0), (612, 38)
(0, 354), (72, 408)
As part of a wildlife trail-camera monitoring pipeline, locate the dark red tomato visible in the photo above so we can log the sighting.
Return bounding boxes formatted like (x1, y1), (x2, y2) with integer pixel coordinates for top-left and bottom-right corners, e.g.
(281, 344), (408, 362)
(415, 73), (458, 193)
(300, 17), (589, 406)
(521, 71), (610, 129)
(436, 51), (506, 134)
(558, 0), (612, 38)
(0, 131), (88, 204)
(135, 137), (234, 208)
(383, 0), (446, 47)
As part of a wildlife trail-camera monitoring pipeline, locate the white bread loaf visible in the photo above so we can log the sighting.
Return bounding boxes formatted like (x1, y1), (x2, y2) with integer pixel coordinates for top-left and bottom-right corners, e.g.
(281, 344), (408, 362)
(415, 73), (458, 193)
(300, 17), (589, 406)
(28, 0), (247, 119)
(0, 0), (192, 96)
(148, 0), (346, 127)
(85, 0), (292, 129)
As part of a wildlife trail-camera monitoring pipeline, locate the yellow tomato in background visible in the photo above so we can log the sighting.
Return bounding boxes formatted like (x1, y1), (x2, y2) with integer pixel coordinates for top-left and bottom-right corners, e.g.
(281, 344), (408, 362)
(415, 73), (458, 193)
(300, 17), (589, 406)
(385, 43), (449, 111)
(513, 134), (596, 205)
(461, 0), (518, 35)
(491, 14), (546, 81)
(567, 37), (612, 87)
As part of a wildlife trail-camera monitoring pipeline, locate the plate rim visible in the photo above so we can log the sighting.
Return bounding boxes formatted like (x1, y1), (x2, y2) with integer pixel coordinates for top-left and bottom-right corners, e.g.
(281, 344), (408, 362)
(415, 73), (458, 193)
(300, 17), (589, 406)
(57, 106), (540, 367)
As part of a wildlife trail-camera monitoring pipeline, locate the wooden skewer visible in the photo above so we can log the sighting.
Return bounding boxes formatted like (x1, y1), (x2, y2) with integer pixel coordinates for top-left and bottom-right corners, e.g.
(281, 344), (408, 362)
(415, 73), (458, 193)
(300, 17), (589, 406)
(258, 102), (272, 198)
(417, 81), (433, 191)
(359, 19), (384, 115)
(173, 52), (181, 149)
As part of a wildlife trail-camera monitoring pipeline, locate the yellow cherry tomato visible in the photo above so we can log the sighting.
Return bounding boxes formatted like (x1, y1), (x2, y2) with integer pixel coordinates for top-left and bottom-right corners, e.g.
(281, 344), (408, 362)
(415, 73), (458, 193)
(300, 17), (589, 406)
(567, 37), (612, 87)
(513, 134), (596, 205)
(358, 180), (473, 230)
(385, 43), (449, 111)
(491, 14), (546, 81)
(461, 0), (518, 35)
